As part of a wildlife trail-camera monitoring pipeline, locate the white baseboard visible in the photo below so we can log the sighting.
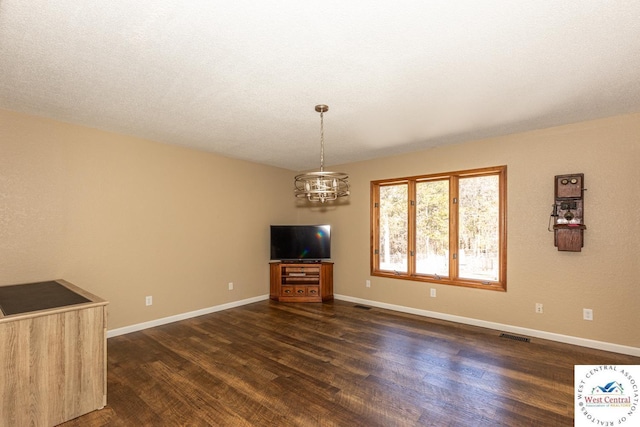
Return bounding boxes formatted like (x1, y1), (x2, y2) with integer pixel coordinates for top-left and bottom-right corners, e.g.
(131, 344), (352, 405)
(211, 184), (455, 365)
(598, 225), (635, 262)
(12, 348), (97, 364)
(107, 293), (639, 357)
(107, 294), (270, 338)
(334, 294), (640, 357)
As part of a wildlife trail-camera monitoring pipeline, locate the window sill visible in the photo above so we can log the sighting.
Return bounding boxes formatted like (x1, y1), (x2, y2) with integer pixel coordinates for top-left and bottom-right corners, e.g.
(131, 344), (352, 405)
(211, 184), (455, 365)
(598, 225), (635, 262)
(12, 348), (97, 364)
(372, 271), (506, 292)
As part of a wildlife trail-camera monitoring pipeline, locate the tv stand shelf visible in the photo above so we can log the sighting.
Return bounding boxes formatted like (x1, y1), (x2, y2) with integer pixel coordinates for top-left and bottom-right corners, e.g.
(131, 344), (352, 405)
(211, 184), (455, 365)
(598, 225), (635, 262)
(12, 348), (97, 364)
(270, 262), (333, 302)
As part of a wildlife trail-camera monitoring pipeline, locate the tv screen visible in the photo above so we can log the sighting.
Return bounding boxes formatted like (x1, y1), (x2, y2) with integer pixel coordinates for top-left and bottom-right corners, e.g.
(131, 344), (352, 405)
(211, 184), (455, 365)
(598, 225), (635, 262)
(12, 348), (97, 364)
(270, 225), (331, 261)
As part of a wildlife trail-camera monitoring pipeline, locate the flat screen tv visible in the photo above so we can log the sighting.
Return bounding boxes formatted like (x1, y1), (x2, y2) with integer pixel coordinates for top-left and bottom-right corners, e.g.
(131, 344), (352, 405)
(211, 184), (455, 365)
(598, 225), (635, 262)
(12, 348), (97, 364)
(270, 225), (331, 262)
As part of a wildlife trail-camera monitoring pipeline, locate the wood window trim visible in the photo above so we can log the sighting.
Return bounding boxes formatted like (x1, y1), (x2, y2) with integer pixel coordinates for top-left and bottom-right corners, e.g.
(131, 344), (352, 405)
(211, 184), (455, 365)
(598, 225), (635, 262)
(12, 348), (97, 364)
(370, 165), (507, 292)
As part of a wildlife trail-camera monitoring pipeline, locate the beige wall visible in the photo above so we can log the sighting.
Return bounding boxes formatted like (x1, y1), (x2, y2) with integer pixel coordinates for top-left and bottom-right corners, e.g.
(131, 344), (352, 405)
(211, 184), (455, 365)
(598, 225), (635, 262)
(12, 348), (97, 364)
(2, 107), (639, 350)
(0, 108), (297, 329)
(301, 112), (640, 349)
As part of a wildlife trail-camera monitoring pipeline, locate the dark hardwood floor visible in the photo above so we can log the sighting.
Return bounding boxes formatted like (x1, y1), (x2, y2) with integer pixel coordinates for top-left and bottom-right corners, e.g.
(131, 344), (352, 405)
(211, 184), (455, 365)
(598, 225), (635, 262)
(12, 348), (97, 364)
(60, 300), (639, 426)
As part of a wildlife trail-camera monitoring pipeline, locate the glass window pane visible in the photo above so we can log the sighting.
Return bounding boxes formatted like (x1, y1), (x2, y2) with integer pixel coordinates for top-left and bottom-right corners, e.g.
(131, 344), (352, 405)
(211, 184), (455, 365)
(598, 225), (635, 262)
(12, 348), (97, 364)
(458, 175), (499, 281)
(415, 180), (449, 277)
(379, 184), (408, 273)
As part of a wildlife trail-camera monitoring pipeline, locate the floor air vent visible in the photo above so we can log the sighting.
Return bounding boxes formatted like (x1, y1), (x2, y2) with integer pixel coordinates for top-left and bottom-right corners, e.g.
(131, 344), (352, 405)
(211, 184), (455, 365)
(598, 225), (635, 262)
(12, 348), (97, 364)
(499, 333), (530, 343)
(354, 305), (372, 310)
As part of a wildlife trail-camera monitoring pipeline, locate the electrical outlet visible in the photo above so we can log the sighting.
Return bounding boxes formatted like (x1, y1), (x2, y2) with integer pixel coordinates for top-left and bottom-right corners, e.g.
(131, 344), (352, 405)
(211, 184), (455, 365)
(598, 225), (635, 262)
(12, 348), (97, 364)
(430, 288), (436, 298)
(583, 308), (593, 321)
(228, 282), (234, 291)
(145, 296), (152, 306)
(535, 303), (543, 314)
(366, 280), (371, 288)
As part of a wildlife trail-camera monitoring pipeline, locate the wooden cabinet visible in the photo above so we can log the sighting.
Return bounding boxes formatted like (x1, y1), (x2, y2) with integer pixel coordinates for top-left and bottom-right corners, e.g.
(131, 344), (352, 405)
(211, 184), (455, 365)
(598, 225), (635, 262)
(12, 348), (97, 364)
(270, 262), (333, 302)
(0, 280), (108, 427)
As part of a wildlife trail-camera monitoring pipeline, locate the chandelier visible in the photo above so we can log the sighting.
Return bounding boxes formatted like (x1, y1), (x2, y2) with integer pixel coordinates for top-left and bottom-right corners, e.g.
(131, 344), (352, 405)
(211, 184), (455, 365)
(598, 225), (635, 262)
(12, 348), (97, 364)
(294, 105), (350, 203)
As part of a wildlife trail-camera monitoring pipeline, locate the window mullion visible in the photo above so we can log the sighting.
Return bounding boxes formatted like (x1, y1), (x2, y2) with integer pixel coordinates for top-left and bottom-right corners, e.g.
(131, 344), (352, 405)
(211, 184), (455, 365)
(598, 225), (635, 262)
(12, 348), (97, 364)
(408, 180), (416, 276)
(449, 176), (459, 279)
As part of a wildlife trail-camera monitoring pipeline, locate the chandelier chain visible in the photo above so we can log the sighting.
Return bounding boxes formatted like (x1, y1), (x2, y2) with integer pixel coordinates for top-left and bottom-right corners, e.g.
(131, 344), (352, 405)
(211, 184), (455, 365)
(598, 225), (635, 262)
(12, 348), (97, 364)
(319, 110), (324, 172)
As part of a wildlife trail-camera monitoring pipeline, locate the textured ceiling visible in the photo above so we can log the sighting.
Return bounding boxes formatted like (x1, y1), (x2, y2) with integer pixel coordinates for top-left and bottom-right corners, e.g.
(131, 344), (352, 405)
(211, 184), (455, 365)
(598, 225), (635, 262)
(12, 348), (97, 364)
(1, 1), (640, 171)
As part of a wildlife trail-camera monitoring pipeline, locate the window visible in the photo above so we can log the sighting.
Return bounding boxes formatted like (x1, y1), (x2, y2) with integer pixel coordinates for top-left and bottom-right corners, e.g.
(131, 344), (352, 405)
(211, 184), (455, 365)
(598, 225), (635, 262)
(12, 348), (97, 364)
(371, 166), (507, 291)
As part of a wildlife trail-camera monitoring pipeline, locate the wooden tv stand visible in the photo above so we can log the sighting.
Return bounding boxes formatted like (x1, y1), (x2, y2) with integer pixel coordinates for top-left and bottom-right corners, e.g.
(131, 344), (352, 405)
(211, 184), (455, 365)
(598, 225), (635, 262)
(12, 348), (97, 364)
(270, 262), (333, 302)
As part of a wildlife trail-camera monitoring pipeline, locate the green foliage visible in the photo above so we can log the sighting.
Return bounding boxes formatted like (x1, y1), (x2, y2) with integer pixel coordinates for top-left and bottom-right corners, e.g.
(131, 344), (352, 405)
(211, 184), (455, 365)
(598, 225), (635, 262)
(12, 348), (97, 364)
(459, 176), (499, 256)
(379, 184), (408, 268)
(379, 175), (499, 278)
(416, 180), (449, 256)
